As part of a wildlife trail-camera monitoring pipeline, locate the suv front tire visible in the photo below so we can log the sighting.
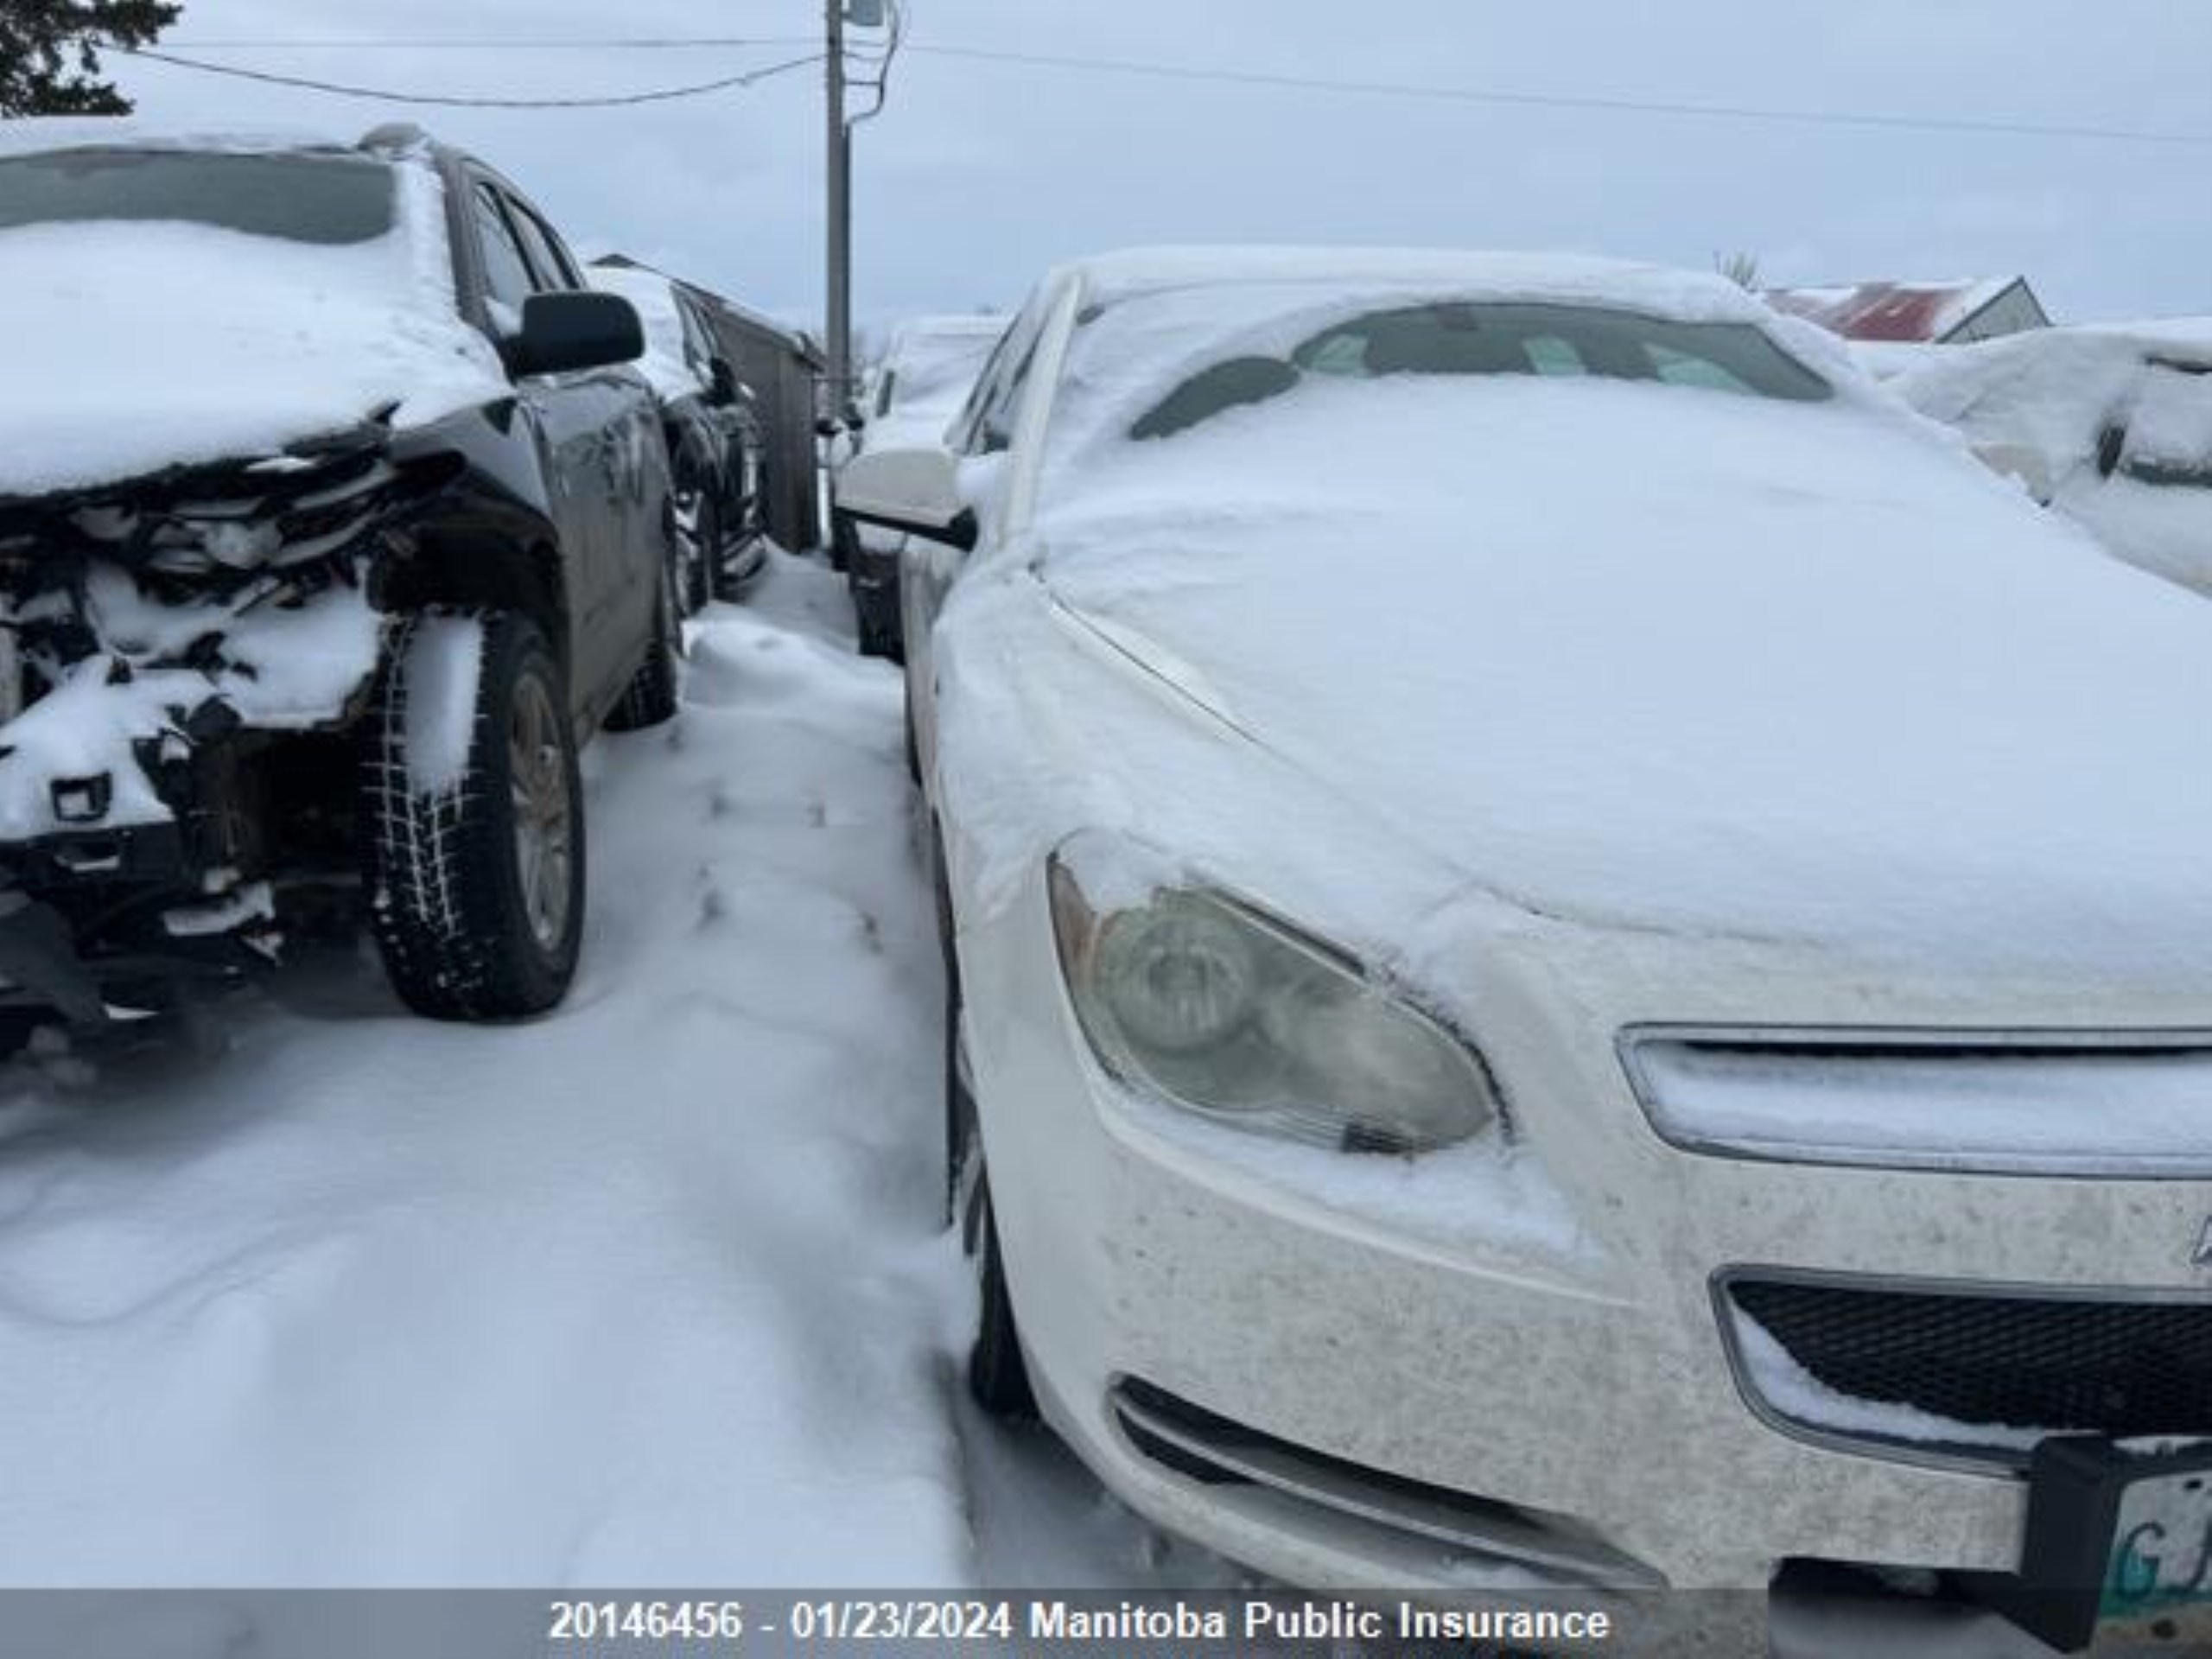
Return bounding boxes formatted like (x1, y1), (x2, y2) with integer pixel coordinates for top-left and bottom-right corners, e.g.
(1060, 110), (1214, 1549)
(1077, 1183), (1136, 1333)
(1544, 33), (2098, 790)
(361, 610), (585, 1020)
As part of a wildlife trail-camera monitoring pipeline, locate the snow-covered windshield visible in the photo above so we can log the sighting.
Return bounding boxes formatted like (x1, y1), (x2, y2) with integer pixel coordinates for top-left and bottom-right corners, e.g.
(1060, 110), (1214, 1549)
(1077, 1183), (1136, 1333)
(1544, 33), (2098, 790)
(875, 326), (1003, 419)
(0, 148), (395, 246)
(1131, 301), (1831, 441)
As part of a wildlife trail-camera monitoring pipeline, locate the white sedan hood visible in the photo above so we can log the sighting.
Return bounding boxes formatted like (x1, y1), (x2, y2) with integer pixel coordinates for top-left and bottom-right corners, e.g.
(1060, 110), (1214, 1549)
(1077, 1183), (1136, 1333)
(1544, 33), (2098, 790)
(1021, 375), (2212, 977)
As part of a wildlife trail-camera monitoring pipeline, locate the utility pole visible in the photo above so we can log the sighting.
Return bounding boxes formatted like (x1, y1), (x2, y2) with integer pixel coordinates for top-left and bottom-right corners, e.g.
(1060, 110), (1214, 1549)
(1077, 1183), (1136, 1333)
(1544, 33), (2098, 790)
(823, 0), (852, 419)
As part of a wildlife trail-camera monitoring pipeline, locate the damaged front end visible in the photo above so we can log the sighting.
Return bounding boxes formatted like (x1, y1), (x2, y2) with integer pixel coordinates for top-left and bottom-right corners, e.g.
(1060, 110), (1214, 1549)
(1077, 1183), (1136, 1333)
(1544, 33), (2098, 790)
(0, 422), (453, 1020)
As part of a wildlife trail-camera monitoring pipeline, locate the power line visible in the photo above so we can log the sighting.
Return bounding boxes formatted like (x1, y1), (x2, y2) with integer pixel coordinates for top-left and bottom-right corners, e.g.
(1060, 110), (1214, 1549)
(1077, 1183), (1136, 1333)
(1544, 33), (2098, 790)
(901, 42), (2212, 149)
(109, 44), (824, 109)
(156, 37), (823, 52)
(161, 29), (904, 79)
(151, 34), (2212, 148)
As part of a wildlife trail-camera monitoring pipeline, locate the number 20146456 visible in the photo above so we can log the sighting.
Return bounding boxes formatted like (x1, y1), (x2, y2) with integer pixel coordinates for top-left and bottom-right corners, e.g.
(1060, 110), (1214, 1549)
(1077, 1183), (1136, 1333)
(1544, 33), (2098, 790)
(547, 1601), (749, 1643)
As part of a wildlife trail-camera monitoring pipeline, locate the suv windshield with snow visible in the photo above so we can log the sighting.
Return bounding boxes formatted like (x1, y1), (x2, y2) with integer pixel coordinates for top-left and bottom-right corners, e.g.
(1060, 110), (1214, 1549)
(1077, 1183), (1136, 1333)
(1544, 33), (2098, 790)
(0, 148), (396, 245)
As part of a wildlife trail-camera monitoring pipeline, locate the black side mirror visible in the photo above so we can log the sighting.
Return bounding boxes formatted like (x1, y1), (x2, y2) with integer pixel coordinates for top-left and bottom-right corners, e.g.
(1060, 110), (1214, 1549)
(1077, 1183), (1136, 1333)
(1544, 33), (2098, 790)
(508, 292), (643, 378)
(707, 357), (741, 408)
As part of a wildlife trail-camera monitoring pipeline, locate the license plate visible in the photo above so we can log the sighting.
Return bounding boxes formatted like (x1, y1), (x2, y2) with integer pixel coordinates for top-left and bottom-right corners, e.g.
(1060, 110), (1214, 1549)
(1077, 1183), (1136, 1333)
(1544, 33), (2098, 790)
(2104, 1460), (2212, 1620)
(1967, 1436), (2212, 1652)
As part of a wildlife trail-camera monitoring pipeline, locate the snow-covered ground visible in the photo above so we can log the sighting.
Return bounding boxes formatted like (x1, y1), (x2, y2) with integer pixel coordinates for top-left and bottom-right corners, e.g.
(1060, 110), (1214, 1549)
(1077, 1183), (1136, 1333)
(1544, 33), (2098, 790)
(0, 550), (1204, 1592)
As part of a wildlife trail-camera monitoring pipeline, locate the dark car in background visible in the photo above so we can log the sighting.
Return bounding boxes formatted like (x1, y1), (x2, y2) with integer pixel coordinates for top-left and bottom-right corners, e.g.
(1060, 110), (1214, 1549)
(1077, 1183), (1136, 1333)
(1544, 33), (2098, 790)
(0, 122), (680, 1030)
(833, 313), (1007, 659)
(591, 263), (768, 610)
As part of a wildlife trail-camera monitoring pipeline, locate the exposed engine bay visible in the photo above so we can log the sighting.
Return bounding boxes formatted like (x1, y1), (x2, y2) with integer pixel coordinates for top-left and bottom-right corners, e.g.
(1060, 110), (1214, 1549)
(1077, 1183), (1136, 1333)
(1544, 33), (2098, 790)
(0, 423), (453, 1019)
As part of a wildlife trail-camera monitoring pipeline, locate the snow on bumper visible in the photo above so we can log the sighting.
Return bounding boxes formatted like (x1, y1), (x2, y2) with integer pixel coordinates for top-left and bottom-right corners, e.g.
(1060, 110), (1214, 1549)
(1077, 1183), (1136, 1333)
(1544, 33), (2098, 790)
(0, 580), (380, 842)
(958, 863), (2212, 1594)
(0, 432), (397, 833)
(0, 440), (403, 1012)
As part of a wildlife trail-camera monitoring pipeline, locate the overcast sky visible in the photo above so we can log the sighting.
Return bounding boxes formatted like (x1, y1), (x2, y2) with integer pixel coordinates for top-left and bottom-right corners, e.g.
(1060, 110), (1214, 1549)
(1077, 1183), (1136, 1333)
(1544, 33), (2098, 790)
(107, 0), (2209, 334)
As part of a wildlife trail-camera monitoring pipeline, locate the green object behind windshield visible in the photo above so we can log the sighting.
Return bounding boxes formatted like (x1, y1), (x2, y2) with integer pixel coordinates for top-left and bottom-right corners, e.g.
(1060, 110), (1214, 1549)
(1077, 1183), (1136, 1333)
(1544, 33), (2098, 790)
(1132, 300), (1832, 440)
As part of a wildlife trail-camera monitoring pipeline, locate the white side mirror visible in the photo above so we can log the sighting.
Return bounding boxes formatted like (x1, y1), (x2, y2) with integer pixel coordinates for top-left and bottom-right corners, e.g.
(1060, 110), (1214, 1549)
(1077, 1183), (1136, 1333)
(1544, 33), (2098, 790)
(836, 446), (975, 550)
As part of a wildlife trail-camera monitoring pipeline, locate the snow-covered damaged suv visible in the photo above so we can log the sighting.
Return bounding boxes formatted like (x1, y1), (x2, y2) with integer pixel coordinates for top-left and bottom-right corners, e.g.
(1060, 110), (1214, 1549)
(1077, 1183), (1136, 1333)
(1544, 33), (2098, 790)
(0, 124), (681, 1027)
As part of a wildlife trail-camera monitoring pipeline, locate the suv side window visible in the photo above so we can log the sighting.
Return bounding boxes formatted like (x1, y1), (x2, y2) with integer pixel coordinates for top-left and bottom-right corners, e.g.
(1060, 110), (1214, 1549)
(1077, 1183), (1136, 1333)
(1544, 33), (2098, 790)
(470, 182), (537, 330)
(506, 196), (584, 291)
(676, 295), (716, 379)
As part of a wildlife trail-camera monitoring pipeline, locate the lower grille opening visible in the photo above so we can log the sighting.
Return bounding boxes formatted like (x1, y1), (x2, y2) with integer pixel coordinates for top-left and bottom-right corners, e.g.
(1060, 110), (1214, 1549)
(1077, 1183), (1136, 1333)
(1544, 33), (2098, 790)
(1109, 1378), (1662, 1588)
(1723, 1274), (2212, 1466)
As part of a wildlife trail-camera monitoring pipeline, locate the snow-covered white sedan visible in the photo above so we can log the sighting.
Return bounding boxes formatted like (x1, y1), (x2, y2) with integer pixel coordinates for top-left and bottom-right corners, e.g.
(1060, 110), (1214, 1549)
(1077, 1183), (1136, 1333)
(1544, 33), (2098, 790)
(840, 248), (2212, 1646)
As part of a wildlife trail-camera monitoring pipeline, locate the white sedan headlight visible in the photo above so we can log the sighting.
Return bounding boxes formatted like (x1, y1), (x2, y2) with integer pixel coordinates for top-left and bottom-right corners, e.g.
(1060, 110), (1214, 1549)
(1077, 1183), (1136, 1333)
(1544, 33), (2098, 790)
(1048, 854), (1499, 1154)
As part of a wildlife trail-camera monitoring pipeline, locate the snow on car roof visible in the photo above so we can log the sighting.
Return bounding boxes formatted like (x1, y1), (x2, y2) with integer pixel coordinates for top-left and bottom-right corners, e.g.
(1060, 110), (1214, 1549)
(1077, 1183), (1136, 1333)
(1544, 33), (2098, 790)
(0, 118), (363, 160)
(588, 264), (706, 403)
(1064, 245), (1778, 326)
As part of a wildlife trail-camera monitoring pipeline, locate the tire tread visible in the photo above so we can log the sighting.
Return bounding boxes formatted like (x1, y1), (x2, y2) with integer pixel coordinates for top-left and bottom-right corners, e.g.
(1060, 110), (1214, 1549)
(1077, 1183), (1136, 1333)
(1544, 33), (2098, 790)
(362, 611), (582, 1020)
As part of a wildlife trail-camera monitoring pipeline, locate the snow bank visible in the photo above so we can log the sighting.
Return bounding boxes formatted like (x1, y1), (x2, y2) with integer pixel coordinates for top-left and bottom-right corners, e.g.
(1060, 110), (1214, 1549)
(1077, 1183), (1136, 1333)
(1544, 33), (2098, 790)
(0, 555), (977, 1586)
(0, 129), (506, 499)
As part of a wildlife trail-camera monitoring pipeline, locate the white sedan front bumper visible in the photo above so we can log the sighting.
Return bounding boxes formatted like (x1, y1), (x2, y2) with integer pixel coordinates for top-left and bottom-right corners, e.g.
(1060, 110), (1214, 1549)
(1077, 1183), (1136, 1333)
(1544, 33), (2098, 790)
(956, 861), (2212, 1615)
